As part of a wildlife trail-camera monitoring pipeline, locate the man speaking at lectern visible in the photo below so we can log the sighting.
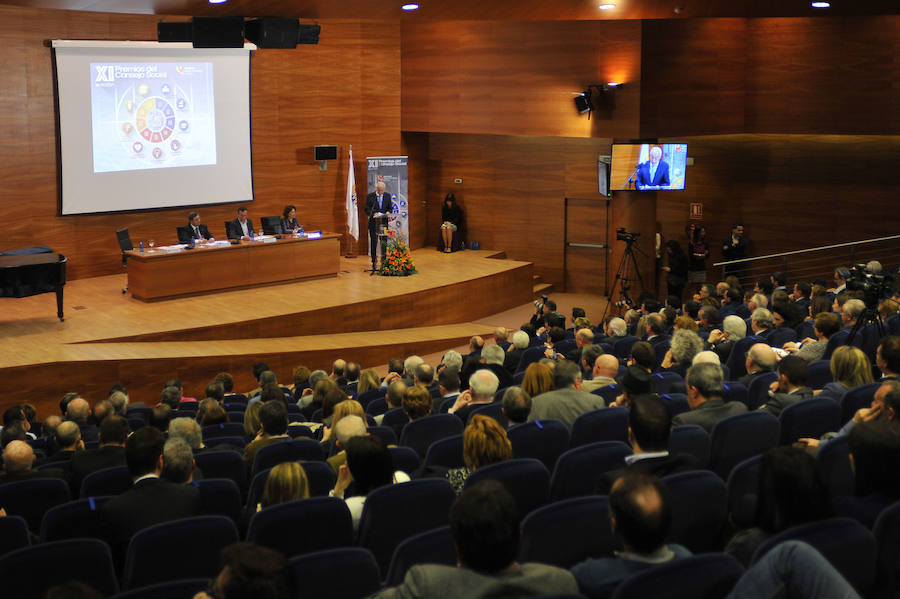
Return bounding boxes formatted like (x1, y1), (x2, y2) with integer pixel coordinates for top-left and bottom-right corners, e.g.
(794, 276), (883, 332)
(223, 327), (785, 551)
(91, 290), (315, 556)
(636, 145), (671, 190)
(365, 181), (392, 270)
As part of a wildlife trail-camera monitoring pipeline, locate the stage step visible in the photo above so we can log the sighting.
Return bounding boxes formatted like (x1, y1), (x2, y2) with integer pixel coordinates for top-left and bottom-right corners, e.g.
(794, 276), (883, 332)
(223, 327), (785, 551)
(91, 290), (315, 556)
(534, 282), (553, 297)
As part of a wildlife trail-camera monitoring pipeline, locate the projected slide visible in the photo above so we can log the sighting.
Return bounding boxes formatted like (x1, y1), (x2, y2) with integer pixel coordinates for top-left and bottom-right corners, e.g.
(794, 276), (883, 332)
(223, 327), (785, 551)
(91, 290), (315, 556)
(90, 62), (216, 173)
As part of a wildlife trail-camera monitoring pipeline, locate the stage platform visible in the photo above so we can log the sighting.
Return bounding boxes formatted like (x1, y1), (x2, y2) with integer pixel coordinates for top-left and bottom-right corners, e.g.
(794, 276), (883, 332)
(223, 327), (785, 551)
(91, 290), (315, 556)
(0, 249), (533, 414)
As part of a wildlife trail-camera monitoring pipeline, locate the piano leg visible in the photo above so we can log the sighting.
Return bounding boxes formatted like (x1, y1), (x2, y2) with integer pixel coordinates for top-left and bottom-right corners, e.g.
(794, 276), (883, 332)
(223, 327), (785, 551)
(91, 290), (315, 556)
(56, 286), (64, 321)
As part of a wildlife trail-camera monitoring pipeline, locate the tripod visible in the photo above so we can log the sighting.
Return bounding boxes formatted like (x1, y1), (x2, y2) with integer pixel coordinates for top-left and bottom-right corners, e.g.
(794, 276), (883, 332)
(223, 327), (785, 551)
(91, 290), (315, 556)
(600, 237), (647, 323)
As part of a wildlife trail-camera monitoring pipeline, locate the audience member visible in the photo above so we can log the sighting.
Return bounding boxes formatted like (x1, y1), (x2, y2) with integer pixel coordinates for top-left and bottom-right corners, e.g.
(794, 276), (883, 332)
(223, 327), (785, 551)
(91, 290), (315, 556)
(0, 440), (63, 485)
(582, 354), (620, 392)
(572, 473), (691, 596)
(68, 415), (128, 495)
(521, 362), (553, 398)
(783, 312), (841, 362)
(504, 330), (530, 373)
(527, 360), (605, 428)
(706, 314), (746, 363)
(673, 362), (747, 432)
(160, 437), (197, 484)
(612, 366), (653, 408)
(44, 420), (83, 465)
(816, 346), (874, 403)
(659, 329), (703, 377)
(801, 380), (900, 451)
(243, 401), (289, 471)
(169, 417), (204, 453)
(65, 397), (99, 445)
(877, 336), (900, 380)
(627, 341), (655, 373)
(326, 414), (367, 475)
(500, 386), (531, 425)
(739, 343), (778, 388)
(759, 356), (813, 416)
(259, 462), (310, 510)
(838, 419), (900, 528)
(375, 379), (406, 425)
(449, 369), (500, 423)
(445, 414), (512, 494)
(193, 542), (292, 599)
(373, 480), (577, 598)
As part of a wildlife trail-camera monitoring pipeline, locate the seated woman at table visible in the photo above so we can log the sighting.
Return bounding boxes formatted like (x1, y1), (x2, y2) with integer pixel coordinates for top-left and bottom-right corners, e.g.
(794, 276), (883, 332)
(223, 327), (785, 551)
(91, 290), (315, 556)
(440, 193), (462, 253)
(281, 204), (301, 234)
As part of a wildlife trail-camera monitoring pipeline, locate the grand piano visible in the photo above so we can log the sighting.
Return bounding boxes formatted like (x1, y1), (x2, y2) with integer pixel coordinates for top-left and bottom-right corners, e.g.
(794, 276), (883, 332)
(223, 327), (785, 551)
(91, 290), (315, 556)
(0, 248), (67, 321)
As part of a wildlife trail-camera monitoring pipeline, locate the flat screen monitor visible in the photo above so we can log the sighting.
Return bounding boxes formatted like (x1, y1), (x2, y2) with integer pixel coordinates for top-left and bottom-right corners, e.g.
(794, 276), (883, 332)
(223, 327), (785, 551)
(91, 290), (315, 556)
(610, 142), (688, 191)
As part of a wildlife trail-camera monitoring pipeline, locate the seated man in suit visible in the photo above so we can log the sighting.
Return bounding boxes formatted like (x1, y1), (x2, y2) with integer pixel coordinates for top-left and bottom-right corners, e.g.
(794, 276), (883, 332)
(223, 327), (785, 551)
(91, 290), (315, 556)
(67, 415), (128, 495)
(572, 472), (691, 596)
(0, 440), (64, 486)
(227, 206), (255, 240)
(738, 343), (778, 388)
(527, 360), (606, 429)
(599, 395), (698, 494)
(193, 542), (292, 599)
(635, 145), (671, 190)
(65, 397), (99, 445)
(758, 356), (813, 417)
(673, 362), (747, 433)
(460, 344), (514, 391)
(43, 420), (83, 465)
(101, 427), (200, 560)
(449, 369), (500, 423)
(373, 480), (578, 598)
(177, 211), (213, 244)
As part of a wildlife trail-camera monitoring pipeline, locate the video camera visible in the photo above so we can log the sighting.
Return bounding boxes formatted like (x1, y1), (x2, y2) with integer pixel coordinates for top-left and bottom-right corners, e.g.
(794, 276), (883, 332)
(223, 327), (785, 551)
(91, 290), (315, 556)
(616, 228), (640, 243)
(845, 264), (894, 311)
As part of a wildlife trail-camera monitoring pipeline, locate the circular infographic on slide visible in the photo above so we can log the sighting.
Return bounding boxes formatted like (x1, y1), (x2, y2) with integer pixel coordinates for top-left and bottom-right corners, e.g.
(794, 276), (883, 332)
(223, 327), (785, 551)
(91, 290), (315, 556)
(114, 82), (191, 165)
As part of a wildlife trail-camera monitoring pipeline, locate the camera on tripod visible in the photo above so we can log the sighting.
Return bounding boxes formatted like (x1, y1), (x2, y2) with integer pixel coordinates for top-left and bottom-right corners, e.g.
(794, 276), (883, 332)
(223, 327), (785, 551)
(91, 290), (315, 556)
(846, 264), (894, 311)
(616, 228), (640, 243)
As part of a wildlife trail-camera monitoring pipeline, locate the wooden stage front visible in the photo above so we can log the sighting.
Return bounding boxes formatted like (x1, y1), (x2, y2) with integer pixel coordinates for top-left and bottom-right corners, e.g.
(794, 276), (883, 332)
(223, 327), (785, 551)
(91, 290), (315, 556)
(0, 249), (533, 416)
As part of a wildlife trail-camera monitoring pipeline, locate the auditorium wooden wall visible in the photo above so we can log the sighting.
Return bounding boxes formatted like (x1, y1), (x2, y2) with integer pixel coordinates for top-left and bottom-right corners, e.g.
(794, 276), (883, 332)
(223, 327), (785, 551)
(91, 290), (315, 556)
(0, 6), (403, 280)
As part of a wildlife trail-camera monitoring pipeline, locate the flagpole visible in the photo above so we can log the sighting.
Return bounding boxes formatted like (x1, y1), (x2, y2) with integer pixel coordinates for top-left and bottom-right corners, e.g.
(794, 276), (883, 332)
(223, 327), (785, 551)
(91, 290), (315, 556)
(344, 144), (359, 258)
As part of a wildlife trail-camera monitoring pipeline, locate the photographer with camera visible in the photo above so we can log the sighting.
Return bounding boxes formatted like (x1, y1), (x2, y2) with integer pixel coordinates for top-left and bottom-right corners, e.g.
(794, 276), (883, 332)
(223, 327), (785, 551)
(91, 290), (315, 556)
(529, 294), (556, 328)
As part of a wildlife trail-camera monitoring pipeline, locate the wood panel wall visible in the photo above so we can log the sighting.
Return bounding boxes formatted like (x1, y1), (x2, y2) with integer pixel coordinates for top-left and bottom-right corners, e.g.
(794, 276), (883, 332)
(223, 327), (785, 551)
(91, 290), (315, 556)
(401, 20), (642, 139)
(0, 6), (403, 280)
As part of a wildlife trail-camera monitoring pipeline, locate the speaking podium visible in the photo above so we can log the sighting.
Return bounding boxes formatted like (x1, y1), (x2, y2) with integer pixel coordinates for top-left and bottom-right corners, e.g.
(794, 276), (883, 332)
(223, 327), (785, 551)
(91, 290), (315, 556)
(369, 213), (390, 274)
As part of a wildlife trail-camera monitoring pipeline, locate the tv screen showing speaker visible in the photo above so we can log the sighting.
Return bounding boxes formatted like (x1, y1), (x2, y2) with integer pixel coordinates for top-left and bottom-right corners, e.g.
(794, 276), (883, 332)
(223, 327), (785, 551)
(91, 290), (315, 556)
(610, 142), (688, 191)
(53, 40), (253, 215)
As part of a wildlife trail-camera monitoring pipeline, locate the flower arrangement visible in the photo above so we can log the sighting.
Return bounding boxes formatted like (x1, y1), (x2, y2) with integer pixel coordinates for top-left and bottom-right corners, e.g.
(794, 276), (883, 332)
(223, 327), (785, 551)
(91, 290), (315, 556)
(380, 229), (417, 276)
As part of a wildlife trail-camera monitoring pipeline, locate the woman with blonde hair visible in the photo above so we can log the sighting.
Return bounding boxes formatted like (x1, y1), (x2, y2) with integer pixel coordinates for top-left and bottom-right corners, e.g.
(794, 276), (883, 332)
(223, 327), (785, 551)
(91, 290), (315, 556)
(259, 462), (310, 510)
(243, 401), (262, 438)
(322, 399), (365, 443)
(445, 414), (513, 494)
(816, 346), (875, 403)
(521, 362), (553, 398)
(357, 368), (381, 394)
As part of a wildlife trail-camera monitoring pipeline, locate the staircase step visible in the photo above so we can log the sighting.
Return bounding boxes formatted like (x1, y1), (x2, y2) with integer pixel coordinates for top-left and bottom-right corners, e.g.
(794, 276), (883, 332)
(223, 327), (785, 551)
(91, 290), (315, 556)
(534, 282), (554, 297)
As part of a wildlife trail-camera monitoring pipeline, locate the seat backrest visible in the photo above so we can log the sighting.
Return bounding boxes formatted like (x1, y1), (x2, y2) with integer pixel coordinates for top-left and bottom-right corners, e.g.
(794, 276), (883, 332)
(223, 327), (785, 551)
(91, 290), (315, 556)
(823, 329), (851, 360)
(709, 411), (779, 479)
(722, 382), (749, 409)
(516, 345), (548, 373)
(662, 470), (728, 553)
(388, 446), (421, 476)
(80, 465), (133, 499)
(0, 515), (30, 558)
(247, 496), (353, 559)
(469, 402), (508, 428)
(874, 499), (900, 599)
(0, 538), (119, 599)
(520, 495), (619, 569)
(591, 383), (622, 406)
(661, 393), (690, 418)
(768, 327), (797, 348)
(817, 434), (855, 499)
(109, 578), (210, 599)
(367, 425), (398, 447)
(778, 397), (842, 445)
(569, 407), (628, 448)
(260, 216), (282, 235)
(652, 371), (683, 395)
(122, 515), (239, 590)
(40, 496), (114, 543)
(289, 548), (381, 599)
(423, 433), (465, 470)
(724, 335), (762, 379)
(384, 526), (456, 586)
(251, 439), (324, 477)
(202, 422), (247, 439)
(507, 420), (570, 471)
(550, 441), (632, 501)
(653, 340), (671, 370)
(464, 458), (551, 519)
(192, 479), (243, 522)
(357, 388), (387, 408)
(668, 425), (710, 466)
(357, 479), (456, 575)
(725, 454), (762, 529)
(399, 414), (464, 459)
(365, 397), (388, 415)
(752, 517), (877, 597)
(382, 407), (410, 429)
(841, 382), (882, 424)
(0, 477), (72, 532)
(613, 336), (639, 359)
(611, 553), (744, 599)
(747, 371), (779, 410)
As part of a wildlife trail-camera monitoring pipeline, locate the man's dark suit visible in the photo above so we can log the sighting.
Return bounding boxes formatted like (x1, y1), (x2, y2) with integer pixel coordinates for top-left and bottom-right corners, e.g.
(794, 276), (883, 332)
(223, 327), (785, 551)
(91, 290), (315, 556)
(636, 160), (670, 189)
(459, 362), (514, 392)
(68, 445), (126, 495)
(227, 217), (255, 239)
(364, 191), (393, 266)
(598, 452), (699, 494)
(503, 347), (525, 374)
(101, 476), (201, 558)
(74, 421), (100, 445)
(0, 468), (65, 487)
(177, 223), (212, 244)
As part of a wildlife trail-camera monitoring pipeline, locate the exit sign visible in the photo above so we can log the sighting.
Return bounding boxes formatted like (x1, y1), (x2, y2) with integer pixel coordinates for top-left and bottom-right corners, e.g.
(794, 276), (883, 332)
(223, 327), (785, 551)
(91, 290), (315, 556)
(690, 203), (703, 219)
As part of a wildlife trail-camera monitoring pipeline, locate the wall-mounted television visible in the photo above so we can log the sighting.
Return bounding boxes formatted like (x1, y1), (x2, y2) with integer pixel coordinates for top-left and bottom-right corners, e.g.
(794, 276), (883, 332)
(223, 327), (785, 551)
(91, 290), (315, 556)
(610, 142), (688, 191)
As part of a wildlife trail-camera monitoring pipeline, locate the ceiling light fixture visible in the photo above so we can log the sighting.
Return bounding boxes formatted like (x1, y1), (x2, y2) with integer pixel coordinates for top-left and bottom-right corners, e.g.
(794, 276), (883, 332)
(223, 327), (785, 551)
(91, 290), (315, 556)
(208, 0), (227, 4)
(598, 3), (616, 9)
(811, 1), (830, 7)
(402, 3), (420, 10)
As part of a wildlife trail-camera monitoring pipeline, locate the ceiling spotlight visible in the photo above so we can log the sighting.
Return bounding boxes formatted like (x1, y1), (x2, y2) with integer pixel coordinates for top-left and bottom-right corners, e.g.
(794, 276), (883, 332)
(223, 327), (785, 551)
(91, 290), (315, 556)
(598, 3), (616, 9)
(402, 3), (420, 9)
(811, 1), (830, 6)
(606, 82), (621, 88)
(208, 0), (227, 4)
(574, 92), (592, 115)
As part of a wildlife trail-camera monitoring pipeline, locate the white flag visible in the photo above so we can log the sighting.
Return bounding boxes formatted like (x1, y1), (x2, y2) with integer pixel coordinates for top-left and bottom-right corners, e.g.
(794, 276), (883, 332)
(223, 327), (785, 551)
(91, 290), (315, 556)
(346, 147), (359, 241)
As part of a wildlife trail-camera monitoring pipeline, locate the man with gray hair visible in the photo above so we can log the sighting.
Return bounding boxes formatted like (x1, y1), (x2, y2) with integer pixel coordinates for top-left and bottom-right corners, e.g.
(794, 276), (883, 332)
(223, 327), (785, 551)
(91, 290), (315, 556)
(442, 350), (464, 374)
(495, 327), (511, 351)
(327, 414), (367, 475)
(161, 437), (196, 484)
(673, 362), (746, 433)
(566, 328), (596, 365)
(504, 331), (530, 373)
(168, 417), (204, 452)
(44, 420), (83, 465)
(501, 387), (532, 425)
(414, 362), (436, 392)
(108, 390), (129, 416)
(0, 440), (64, 485)
(598, 317), (627, 344)
(527, 360), (606, 429)
(66, 397), (99, 445)
(706, 314), (746, 363)
(461, 344), (514, 391)
(739, 343), (778, 388)
(298, 369), (329, 408)
(842, 298), (866, 329)
(750, 308), (775, 340)
(450, 369), (500, 423)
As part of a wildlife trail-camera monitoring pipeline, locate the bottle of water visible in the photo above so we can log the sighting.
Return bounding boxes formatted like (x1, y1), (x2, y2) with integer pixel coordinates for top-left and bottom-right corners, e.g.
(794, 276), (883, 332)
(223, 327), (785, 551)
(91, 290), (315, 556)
(298, 225), (305, 237)
(139, 241), (144, 253)
(250, 230), (254, 241)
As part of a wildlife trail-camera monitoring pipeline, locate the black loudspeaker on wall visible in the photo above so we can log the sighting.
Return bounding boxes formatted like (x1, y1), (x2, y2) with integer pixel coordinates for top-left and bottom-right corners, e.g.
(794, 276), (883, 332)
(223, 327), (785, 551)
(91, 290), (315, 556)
(245, 17), (299, 48)
(191, 16), (245, 48)
(314, 146), (338, 161)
